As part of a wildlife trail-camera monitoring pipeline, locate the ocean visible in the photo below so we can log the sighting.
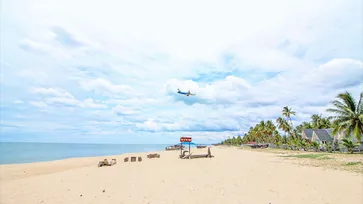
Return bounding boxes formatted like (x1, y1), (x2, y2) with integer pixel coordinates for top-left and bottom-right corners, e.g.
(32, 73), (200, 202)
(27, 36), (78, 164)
(0, 142), (170, 165)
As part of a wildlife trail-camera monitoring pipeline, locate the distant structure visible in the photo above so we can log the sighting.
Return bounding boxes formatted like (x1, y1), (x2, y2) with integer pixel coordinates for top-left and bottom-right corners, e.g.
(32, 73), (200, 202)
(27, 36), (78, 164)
(302, 128), (363, 150)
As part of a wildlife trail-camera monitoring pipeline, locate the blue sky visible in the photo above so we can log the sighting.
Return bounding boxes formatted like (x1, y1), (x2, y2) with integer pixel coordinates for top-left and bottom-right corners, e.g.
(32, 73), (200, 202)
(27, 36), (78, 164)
(1, 0), (362, 144)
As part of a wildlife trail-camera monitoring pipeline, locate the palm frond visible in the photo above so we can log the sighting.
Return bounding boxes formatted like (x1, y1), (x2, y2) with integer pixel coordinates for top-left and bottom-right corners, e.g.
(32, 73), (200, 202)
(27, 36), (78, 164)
(359, 114), (363, 123)
(326, 108), (351, 117)
(353, 122), (362, 142)
(330, 100), (348, 112)
(337, 91), (356, 113)
(358, 92), (363, 114)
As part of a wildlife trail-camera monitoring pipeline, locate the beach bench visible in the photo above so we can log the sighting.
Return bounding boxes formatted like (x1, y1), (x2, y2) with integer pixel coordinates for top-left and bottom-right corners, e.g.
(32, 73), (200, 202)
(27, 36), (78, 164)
(147, 153), (160, 159)
(180, 147), (214, 159)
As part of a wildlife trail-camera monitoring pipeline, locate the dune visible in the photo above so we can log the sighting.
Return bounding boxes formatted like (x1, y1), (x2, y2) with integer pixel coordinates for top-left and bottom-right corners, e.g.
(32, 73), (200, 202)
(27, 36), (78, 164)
(0, 146), (362, 204)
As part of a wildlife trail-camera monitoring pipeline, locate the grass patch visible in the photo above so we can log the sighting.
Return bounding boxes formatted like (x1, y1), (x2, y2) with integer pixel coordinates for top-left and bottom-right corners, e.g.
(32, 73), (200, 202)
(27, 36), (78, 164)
(317, 156), (333, 160)
(344, 161), (362, 166)
(282, 154), (332, 160)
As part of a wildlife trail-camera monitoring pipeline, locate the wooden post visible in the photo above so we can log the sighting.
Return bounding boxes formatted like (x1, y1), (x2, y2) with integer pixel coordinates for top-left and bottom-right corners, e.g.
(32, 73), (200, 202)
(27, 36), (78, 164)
(189, 141), (191, 159)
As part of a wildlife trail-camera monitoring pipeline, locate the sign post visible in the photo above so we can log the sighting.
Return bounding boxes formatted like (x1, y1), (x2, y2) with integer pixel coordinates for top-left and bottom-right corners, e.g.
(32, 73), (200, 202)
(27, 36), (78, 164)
(180, 137), (192, 157)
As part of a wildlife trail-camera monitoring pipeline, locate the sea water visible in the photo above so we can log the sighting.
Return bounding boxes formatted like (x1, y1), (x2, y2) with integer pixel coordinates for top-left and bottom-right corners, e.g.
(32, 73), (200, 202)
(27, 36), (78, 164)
(0, 142), (169, 165)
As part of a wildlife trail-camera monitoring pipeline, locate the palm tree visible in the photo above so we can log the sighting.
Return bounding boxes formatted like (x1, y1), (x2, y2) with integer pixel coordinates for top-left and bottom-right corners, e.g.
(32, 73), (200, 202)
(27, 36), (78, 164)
(311, 141), (320, 152)
(276, 117), (291, 136)
(327, 91), (363, 142)
(341, 138), (359, 154)
(282, 106), (296, 129)
(311, 114), (331, 129)
(296, 121), (313, 133)
(311, 114), (321, 128)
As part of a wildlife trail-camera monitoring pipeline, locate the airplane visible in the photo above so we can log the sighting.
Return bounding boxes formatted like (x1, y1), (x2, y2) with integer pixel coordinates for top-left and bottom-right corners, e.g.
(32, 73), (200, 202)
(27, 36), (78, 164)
(177, 89), (196, 96)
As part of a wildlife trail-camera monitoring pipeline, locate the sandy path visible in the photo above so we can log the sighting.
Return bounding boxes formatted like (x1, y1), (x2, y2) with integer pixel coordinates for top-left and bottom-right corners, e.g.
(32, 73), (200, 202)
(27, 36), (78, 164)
(0, 147), (362, 204)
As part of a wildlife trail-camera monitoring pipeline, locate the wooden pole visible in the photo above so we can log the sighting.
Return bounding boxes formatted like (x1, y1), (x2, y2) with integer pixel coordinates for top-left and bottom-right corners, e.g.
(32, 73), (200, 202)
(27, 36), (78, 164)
(189, 141), (191, 159)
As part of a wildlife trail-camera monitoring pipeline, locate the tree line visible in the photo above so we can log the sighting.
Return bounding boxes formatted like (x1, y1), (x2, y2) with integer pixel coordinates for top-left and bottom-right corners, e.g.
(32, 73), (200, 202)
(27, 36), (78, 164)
(220, 91), (363, 153)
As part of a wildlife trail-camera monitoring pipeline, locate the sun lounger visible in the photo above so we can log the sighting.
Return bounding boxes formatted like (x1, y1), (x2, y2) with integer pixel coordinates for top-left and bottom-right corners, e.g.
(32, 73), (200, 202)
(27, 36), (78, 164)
(138, 156), (142, 162)
(130, 156), (137, 162)
(124, 157), (129, 162)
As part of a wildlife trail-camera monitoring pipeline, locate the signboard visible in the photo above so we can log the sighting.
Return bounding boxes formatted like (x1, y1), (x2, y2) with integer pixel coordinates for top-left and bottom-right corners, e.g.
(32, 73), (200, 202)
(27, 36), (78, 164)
(180, 137), (192, 142)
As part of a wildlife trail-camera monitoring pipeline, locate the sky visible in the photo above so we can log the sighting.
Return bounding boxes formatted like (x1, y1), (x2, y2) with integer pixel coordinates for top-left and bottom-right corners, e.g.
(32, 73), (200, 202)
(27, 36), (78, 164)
(0, 0), (362, 144)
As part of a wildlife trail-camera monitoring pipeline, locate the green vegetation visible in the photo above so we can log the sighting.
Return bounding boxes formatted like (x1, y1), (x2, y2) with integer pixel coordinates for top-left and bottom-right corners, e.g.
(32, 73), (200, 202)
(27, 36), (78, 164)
(220, 91), (363, 154)
(327, 92), (363, 142)
(341, 138), (359, 154)
(344, 161), (361, 166)
(282, 154), (331, 159)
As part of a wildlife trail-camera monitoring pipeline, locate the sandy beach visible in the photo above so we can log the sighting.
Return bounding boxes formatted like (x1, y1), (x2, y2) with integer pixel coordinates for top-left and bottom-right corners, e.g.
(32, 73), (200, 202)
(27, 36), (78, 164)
(0, 146), (362, 204)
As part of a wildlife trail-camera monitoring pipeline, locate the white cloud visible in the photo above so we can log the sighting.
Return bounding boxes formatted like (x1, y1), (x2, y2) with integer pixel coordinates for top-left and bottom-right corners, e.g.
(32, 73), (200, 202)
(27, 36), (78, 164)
(18, 70), (48, 84)
(305, 58), (363, 89)
(79, 78), (133, 97)
(165, 75), (252, 105)
(112, 105), (139, 115)
(82, 98), (107, 109)
(30, 87), (107, 109)
(31, 87), (74, 98)
(1, 0), (362, 143)
(18, 38), (52, 53)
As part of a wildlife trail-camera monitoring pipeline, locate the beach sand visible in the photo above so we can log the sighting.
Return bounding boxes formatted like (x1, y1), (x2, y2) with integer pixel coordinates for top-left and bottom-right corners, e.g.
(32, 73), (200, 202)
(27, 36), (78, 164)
(0, 146), (362, 204)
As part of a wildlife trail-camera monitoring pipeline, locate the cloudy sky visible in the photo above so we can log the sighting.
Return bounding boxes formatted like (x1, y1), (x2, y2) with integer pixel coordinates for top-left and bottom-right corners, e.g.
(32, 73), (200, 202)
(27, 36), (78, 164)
(1, 0), (362, 144)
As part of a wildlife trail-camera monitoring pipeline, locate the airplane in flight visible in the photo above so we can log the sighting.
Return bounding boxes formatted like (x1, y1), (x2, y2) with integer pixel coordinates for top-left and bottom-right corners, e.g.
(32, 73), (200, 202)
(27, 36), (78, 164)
(177, 89), (196, 96)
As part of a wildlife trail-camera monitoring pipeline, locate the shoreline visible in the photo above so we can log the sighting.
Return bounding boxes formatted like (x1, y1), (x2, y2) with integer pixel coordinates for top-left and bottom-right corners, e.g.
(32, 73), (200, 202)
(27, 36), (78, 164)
(0, 142), (173, 165)
(0, 148), (167, 166)
(0, 148), (171, 182)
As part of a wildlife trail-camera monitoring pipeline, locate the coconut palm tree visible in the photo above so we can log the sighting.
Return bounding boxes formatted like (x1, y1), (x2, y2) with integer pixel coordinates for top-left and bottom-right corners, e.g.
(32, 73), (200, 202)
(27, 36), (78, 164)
(311, 141), (320, 152)
(276, 117), (291, 136)
(282, 106), (296, 129)
(296, 121), (313, 133)
(327, 91), (363, 142)
(311, 114), (331, 129)
(341, 138), (359, 154)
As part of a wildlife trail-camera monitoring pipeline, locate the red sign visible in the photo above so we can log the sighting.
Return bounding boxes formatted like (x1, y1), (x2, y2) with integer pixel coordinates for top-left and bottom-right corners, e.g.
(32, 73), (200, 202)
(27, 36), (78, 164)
(180, 137), (192, 142)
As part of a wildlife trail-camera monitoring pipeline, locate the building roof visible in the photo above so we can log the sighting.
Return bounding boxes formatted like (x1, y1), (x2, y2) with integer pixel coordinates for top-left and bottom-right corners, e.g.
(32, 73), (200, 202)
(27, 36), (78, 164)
(313, 129), (333, 142)
(325, 128), (333, 135)
(302, 129), (314, 139)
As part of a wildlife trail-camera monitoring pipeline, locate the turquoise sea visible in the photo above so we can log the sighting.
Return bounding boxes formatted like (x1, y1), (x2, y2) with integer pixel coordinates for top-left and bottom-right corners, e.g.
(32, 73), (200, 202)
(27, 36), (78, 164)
(0, 142), (171, 165)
